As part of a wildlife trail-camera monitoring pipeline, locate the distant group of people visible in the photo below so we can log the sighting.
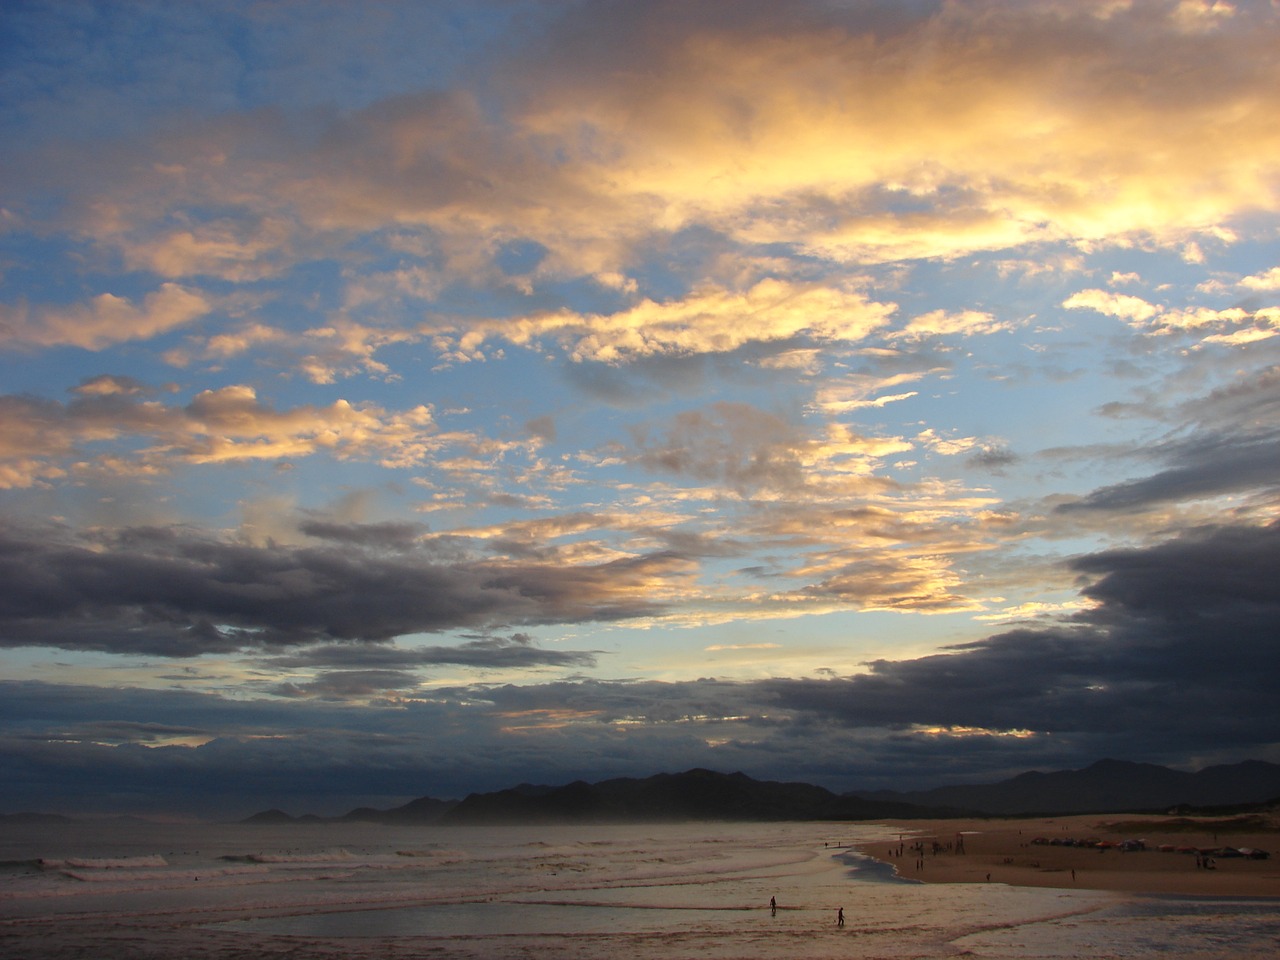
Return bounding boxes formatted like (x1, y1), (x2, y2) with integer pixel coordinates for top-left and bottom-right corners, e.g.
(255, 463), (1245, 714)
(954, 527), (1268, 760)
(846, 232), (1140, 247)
(883, 834), (965, 872)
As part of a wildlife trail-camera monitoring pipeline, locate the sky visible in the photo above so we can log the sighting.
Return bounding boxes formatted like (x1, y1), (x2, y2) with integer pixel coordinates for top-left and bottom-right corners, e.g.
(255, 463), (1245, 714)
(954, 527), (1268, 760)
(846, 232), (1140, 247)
(2, 0), (1279, 819)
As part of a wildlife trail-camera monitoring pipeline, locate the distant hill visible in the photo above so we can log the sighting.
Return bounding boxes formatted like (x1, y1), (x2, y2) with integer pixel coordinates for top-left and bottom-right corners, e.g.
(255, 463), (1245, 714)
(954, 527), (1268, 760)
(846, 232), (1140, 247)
(237, 759), (1280, 825)
(241, 808), (297, 825)
(439, 768), (954, 825)
(854, 759), (1280, 815)
(338, 795), (458, 824)
(240, 808), (325, 824)
(0, 812), (76, 825)
(240, 796), (458, 825)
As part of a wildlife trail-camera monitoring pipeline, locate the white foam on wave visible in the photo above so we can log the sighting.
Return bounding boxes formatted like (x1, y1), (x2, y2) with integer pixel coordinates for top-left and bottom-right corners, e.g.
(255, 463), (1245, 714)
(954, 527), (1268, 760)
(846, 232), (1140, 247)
(230, 849), (353, 864)
(59, 864), (271, 883)
(40, 855), (169, 870)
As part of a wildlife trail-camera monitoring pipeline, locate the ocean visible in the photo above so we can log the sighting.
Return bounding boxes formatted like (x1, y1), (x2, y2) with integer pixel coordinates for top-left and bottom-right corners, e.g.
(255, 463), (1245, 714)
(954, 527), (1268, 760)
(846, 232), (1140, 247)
(1, 819), (1277, 958)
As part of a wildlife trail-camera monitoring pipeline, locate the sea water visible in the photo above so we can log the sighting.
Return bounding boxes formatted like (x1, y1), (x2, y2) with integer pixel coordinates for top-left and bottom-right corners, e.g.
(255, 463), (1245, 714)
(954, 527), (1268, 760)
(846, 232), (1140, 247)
(1, 819), (1277, 959)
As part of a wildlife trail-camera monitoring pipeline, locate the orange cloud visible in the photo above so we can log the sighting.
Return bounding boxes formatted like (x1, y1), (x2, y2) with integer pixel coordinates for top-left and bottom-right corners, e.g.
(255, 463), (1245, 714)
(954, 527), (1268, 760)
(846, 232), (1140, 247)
(52, 4), (1278, 297)
(426, 279), (896, 363)
(0, 385), (444, 487)
(0, 284), (212, 350)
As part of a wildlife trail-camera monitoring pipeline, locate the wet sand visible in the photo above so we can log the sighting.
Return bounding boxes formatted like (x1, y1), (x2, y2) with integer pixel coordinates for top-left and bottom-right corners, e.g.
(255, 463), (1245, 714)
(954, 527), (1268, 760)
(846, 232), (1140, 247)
(856, 812), (1280, 897)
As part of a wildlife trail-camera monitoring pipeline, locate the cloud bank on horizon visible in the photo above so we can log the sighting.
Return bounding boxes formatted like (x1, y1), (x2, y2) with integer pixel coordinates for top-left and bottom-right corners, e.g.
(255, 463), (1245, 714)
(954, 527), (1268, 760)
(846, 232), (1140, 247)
(2, 0), (1279, 817)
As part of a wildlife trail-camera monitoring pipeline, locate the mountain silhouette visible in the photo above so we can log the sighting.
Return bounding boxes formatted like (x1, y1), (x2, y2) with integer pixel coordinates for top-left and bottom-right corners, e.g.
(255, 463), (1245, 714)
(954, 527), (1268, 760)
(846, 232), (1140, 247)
(854, 759), (1280, 815)
(440, 768), (946, 824)
(237, 759), (1280, 824)
(338, 794), (458, 824)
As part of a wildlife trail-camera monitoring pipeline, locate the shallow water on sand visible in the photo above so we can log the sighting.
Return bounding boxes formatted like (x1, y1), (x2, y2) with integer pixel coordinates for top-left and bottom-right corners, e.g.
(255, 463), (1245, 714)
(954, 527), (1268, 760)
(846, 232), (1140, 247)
(2, 820), (1277, 959)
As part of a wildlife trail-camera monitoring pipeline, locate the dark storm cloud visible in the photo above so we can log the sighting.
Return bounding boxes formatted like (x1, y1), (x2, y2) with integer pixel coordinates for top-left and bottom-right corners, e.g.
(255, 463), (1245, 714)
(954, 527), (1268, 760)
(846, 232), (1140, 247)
(0, 521), (673, 656)
(1076, 521), (1280, 638)
(0, 726), (448, 818)
(298, 519), (429, 548)
(766, 520), (1280, 750)
(9, 720), (210, 746)
(1062, 365), (1280, 513)
(967, 444), (1018, 472)
(1058, 431), (1280, 513)
(272, 670), (423, 699)
(261, 633), (597, 671)
(0, 676), (736, 816)
(4, 520), (1277, 816)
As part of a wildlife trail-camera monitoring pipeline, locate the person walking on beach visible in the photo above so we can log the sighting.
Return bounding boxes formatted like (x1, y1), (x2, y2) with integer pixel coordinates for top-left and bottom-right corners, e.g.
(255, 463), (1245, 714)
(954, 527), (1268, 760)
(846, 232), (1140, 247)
(837, 907), (844, 927)
(770, 896), (776, 916)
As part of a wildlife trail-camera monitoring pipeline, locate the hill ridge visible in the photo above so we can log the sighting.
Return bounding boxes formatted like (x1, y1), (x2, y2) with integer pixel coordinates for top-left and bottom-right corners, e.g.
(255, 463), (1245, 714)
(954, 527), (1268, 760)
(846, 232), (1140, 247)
(854, 758), (1280, 815)
(232, 759), (1280, 824)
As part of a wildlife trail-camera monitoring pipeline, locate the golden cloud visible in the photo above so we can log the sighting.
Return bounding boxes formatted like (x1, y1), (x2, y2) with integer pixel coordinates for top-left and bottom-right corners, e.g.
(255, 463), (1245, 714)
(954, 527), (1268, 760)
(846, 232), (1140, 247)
(47, 3), (1278, 302)
(0, 284), (212, 350)
(0, 385), (448, 487)
(426, 279), (895, 362)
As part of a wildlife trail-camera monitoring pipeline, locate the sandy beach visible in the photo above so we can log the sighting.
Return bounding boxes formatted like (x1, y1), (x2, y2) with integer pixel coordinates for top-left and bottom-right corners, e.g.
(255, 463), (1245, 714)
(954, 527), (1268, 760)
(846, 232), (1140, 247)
(856, 812), (1280, 898)
(4, 818), (1280, 959)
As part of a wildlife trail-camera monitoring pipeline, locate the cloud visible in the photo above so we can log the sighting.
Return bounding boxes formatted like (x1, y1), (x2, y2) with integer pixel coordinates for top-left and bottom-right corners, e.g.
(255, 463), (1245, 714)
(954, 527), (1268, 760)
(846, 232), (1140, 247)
(1064, 286), (1271, 342)
(0, 521), (676, 656)
(1059, 365), (1280, 513)
(967, 445), (1019, 472)
(4, 518), (1277, 815)
(19, 0), (1275, 304)
(765, 519), (1280, 749)
(1058, 432), (1280, 513)
(625, 401), (908, 496)
(1063, 288), (1160, 323)
(169, 317), (421, 385)
(299, 519), (429, 549)
(0, 381), (444, 487)
(271, 670), (425, 700)
(262, 633), (598, 674)
(0, 284), (212, 350)
(782, 546), (983, 616)
(180, 386), (437, 466)
(69, 374), (159, 398)
(1240, 266), (1280, 290)
(3, 0), (1279, 819)
(121, 219), (299, 282)
(891, 309), (1015, 340)
(425, 279), (897, 364)
(499, 0), (1280, 264)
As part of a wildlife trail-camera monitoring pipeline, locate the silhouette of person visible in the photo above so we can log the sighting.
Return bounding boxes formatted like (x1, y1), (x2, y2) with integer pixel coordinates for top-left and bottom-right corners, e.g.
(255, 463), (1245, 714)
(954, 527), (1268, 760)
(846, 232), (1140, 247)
(837, 907), (844, 927)
(770, 896), (776, 916)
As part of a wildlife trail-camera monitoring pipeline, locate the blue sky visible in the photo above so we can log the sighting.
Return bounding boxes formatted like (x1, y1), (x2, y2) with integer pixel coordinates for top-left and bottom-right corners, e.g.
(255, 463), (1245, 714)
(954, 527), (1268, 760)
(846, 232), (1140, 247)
(2, 0), (1279, 818)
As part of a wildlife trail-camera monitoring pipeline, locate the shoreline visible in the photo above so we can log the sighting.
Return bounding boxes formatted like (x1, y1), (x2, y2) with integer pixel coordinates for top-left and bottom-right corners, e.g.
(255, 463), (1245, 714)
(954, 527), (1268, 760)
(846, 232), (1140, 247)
(853, 813), (1280, 898)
